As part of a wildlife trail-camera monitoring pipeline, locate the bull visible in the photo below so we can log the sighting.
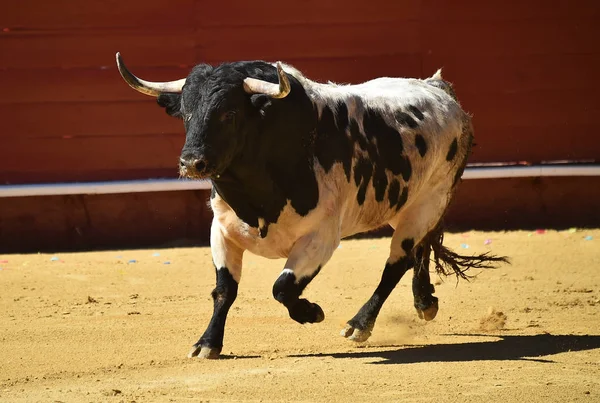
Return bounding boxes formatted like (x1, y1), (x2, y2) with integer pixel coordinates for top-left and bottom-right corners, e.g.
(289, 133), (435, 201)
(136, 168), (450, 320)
(116, 53), (508, 359)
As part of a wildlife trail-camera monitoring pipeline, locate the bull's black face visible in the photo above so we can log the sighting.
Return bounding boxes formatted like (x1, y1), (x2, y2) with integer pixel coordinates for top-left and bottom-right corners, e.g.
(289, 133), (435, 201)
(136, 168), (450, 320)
(158, 63), (267, 179)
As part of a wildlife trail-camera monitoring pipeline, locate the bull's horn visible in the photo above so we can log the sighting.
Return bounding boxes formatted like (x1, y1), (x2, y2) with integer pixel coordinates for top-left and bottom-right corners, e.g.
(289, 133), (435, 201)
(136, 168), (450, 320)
(115, 52), (186, 96)
(243, 62), (291, 99)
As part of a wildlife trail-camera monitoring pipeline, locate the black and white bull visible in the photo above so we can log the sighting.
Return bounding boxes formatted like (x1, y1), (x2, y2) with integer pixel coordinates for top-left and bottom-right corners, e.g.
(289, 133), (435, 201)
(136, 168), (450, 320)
(116, 53), (507, 359)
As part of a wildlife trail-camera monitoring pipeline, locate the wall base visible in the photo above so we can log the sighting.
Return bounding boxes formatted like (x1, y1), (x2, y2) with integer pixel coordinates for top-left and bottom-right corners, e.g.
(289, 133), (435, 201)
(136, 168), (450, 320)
(1, 177), (598, 253)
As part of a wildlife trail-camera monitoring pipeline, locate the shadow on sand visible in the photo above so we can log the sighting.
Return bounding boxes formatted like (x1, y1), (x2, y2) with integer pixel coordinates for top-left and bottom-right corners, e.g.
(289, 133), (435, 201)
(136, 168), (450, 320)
(290, 333), (600, 365)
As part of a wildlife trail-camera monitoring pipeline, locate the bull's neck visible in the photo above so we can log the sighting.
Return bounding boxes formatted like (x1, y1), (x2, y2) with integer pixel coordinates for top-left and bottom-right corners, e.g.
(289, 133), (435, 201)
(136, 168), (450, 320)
(211, 91), (319, 229)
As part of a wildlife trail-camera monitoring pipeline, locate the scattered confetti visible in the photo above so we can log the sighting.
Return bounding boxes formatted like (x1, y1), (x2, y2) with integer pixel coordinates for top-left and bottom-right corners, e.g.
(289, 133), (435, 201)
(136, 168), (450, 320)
(568, 228), (577, 233)
(127, 259), (137, 264)
(461, 233), (470, 238)
(163, 261), (171, 265)
(460, 243), (470, 249)
(535, 229), (546, 234)
(152, 253), (160, 257)
(337, 244), (342, 249)
(116, 255), (123, 259)
(584, 236), (593, 241)
(527, 233), (533, 237)
(50, 256), (59, 261)
(0, 260), (8, 263)
(484, 239), (492, 245)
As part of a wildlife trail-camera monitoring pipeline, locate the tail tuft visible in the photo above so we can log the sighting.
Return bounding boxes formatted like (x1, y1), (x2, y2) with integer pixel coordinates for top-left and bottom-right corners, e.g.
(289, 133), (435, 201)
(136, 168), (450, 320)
(429, 68), (443, 80)
(426, 226), (510, 281)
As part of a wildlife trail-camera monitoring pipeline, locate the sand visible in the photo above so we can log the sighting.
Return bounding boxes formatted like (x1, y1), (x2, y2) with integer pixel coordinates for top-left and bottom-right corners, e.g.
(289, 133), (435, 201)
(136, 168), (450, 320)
(1, 229), (599, 402)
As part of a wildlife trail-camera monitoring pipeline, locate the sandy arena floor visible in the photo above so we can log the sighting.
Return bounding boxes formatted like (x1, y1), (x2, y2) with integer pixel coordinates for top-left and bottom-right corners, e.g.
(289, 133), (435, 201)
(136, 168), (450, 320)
(1, 229), (599, 402)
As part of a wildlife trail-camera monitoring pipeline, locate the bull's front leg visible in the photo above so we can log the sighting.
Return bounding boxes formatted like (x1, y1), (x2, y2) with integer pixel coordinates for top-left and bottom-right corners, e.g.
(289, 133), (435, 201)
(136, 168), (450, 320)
(188, 223), (243, 359)
(273, 231), (339, 324)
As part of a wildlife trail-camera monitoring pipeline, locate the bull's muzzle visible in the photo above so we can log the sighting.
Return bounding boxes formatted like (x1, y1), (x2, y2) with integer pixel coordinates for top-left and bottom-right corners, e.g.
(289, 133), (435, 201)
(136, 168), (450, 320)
(179, 157), (209, 179)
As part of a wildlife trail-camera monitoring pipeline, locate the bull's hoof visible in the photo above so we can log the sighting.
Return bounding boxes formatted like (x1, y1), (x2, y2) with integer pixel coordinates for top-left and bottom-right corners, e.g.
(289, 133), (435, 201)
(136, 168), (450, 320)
(187, 344), (221, 359)
(415, 298), (439, 321)
(288, 299), (325, 324)
(340, 324), (372, 342)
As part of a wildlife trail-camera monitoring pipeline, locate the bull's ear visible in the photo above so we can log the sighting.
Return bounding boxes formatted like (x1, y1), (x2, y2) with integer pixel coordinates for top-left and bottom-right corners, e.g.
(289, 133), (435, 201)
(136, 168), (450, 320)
(157, 93), (183, 118)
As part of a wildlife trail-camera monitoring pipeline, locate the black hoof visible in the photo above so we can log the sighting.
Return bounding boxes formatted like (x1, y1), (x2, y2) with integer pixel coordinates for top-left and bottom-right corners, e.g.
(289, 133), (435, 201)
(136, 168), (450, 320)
(288, 298), (325, 324)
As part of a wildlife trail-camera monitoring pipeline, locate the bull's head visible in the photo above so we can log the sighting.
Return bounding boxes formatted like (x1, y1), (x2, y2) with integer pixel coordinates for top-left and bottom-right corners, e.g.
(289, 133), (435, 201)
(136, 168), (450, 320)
(115, 53), (292, 180)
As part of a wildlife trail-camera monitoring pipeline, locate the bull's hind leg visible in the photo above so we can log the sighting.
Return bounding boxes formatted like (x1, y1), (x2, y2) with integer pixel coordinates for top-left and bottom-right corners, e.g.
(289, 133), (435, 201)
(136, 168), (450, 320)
(342, 184), (452, 342)
(412, 244), (439, 321)
(341, 230), (414, 342)
(273, 229), (340, 324)
(188, 222), (244, 359)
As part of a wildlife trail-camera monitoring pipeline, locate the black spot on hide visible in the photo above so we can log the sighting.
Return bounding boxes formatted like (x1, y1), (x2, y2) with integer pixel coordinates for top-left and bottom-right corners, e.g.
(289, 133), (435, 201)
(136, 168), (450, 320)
(395, 111), (419, 129)
(388, 179), (400, 209)
(315, 103), (353, 181)
(396, 186), (408, 211)
(401, 238), (415, 255)
(408, 105), (425, 121)
(415, 134), (427, 157)
(446, 138), (458, 161)
(354, 157), (373, 205)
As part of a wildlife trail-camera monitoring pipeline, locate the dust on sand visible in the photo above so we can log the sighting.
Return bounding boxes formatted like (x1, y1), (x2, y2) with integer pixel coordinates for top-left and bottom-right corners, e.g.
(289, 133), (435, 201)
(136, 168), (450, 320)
(480, 308), (508, 332)
(1, 229), (599, 402)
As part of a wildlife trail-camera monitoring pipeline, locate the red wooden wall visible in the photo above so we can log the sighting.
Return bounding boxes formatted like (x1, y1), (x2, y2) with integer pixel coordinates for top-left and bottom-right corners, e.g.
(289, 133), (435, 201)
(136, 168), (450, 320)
(2, 0), (599, 185)
(1, 1), (599, 252)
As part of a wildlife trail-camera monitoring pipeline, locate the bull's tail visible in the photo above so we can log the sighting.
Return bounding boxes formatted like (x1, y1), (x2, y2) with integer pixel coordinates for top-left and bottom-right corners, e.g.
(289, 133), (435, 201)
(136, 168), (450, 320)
(421, 224), (510, 281)
(425, 68), (458, 101)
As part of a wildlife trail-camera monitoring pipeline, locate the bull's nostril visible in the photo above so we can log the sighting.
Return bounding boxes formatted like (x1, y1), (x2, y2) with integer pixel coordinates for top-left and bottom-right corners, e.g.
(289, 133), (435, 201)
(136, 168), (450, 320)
(194, 160), (206, 172)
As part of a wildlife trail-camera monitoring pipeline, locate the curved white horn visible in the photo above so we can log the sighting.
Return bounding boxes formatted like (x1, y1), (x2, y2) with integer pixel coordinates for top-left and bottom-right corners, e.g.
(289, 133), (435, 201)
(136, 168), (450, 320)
(115, 52), (186, 96)
(243, 62), (291, 99)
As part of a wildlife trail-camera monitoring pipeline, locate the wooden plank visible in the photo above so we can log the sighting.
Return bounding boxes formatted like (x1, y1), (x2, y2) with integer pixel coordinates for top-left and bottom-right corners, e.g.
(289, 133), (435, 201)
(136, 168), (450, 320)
(1, 134), (184, 182)
(423, 53), (600, 93)
(0, 30), (196, 69)
(0, 68), (191, 104)
(466, 124), (600, 164)
(421, 20), (598, 56)
(3, 177), (600, 253)
(0, 190), (213, 253)
(195, 0), (420, 27)
(8, 52), (598, 106)
(0, 0), (195, 30)
(0, 54), (422, 105)
(1, 168), (180, 185)
(447, 177), (600, 231)
(420, 0), (600, 21)
(1, 101), (182, 138)
(196, 22), (420, 61)
(459, 90), (600, 128)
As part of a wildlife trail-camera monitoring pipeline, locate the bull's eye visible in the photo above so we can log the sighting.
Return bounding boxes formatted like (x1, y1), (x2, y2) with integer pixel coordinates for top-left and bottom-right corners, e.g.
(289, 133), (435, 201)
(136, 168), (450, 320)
(220, 111), (236, 123)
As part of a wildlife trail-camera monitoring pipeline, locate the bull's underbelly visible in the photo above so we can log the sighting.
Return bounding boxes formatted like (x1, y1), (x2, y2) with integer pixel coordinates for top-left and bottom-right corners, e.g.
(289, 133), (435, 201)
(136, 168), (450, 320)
(214, 202), (319, 260)
(214, 194), (399, 260)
